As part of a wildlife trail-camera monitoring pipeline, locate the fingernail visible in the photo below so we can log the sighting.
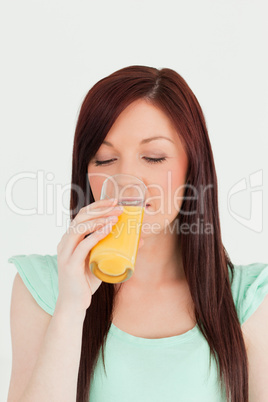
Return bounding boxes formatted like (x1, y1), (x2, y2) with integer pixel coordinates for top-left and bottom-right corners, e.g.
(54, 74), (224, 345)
(107, 215), (118, 221)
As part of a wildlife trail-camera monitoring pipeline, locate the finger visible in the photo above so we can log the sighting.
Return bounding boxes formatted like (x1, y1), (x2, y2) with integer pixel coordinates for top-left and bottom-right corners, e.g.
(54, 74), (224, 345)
(71, 221), (115, 267)
(72, 205), (123, 226)
(63, 216), (119, 259)
(73, 198), (118, 221)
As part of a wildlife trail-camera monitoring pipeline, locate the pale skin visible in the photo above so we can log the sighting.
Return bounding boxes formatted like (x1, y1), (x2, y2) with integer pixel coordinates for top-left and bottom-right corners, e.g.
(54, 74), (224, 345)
(87, 98), (197, 339)
(87, 98), (189, 290)
(87, 99), (268, 401)
(8, 98), (266, 401)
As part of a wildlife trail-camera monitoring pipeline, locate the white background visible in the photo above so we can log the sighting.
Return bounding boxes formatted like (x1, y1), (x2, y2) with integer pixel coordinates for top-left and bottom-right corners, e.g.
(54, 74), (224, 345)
(1, 0), (268, 400)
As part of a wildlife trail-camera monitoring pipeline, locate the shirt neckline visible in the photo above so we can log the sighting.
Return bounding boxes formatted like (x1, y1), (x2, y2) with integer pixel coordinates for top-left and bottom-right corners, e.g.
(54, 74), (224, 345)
(110, 322), (199, 346)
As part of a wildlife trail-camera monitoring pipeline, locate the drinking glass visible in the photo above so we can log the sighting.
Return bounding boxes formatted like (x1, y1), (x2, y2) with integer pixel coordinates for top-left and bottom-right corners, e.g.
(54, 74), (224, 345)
(89, 174), (147, 283)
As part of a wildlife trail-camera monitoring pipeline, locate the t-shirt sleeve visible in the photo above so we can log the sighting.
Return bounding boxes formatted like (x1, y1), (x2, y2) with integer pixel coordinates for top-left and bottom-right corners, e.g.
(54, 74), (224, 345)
(231, 262), (268, 325)
(8, 254), (59, 316)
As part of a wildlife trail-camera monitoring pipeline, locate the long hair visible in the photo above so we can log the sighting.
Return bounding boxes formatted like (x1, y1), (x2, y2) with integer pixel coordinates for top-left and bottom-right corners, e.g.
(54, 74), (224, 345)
(70, 65), (248, 402)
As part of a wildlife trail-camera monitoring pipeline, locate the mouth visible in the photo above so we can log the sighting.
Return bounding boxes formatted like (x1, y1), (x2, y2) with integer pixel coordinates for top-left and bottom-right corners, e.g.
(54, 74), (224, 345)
(145, 204), (150, 208)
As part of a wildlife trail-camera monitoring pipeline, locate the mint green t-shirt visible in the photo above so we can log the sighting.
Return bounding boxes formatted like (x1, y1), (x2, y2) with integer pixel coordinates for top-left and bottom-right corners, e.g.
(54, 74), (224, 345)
(8, 254), (268, 402)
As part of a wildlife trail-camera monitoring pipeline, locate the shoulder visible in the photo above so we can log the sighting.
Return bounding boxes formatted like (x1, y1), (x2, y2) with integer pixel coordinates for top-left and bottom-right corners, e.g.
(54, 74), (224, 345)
(229, 261), (268, 326)
(229, 262), (268, 400)
(8, 254), (59, 316)
(239, 280), (268, 400)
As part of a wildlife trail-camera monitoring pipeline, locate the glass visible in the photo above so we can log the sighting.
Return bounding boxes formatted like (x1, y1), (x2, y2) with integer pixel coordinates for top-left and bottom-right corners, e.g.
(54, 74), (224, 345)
(89, 174), (147, 283)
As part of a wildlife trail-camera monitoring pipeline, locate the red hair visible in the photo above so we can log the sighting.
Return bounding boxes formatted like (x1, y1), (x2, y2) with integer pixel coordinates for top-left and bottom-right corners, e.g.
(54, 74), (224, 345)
(70, 65), (248, 402)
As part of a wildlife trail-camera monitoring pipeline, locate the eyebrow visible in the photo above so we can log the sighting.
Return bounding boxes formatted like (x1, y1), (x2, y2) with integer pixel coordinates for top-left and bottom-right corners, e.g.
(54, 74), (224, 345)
(103, 136), (174, 147)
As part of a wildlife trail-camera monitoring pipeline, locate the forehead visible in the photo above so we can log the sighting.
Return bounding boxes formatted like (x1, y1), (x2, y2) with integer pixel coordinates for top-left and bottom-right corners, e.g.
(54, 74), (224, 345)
(104, 99), (180, 144)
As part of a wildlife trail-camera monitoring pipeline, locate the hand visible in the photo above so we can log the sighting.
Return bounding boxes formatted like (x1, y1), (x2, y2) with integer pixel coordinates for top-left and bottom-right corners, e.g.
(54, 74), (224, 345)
(138, 237), (145, 249)
(55, 198), (124, 316)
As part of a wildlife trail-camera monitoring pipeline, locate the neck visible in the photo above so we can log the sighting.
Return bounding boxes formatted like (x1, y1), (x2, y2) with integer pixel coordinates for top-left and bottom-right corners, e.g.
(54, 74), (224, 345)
(126, 231), (184, 288)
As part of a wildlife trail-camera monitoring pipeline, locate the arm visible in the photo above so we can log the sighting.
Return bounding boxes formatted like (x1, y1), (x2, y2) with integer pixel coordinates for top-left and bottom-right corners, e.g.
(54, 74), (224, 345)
(8, 273), (86, 402)
(241, 294), (268, 402)
(8, 199), (122, 401)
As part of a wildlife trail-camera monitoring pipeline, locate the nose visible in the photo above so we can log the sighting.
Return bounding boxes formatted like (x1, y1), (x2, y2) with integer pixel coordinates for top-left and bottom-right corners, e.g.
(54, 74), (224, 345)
(116, 169), (144, 186)
(115, 159), (148, 195)
(115, 170), (148, 199)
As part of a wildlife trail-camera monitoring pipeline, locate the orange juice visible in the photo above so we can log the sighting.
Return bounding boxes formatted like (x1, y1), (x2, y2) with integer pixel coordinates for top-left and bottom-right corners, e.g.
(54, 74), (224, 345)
(89, 205), (145, 283)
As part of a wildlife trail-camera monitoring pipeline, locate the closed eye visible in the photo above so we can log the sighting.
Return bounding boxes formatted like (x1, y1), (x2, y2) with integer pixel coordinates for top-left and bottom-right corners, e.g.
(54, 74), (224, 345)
(94, 157), (167, 166)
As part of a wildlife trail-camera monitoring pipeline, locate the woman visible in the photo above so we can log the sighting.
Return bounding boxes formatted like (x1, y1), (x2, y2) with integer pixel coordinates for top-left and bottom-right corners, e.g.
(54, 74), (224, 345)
(8, 65), (268, 402)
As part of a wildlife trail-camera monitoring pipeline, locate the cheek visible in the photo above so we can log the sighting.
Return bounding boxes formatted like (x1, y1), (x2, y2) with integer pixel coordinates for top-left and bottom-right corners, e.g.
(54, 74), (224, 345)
(145, 165), (187, 216)
(162, 167), (187, 214)
(141, 166), (187, 236)
(170, 169), (188, 213)
(87, 169), (107, 201)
